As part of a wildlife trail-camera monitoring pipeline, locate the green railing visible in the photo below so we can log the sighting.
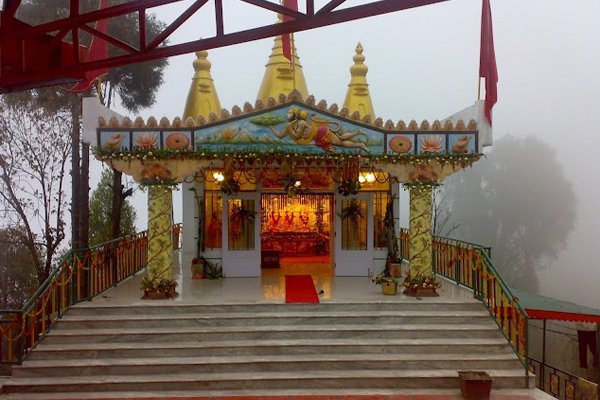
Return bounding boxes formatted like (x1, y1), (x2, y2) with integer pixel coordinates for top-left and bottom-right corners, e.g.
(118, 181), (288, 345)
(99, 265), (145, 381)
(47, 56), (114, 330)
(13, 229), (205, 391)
(399, 229), (529, 368)
(0, 224), (182, 365)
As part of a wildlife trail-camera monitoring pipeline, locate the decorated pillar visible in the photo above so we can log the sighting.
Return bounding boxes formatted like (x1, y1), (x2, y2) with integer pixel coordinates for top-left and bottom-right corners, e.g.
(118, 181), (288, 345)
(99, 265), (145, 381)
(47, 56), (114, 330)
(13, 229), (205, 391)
(143, 184), (176, 298)
(407, 182), (434, 276)
(404, 180), (440, 296)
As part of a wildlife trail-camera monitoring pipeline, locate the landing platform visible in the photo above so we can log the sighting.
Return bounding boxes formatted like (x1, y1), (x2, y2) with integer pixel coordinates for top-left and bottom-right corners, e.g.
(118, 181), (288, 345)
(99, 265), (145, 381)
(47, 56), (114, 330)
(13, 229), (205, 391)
(79, 252), (476, 307)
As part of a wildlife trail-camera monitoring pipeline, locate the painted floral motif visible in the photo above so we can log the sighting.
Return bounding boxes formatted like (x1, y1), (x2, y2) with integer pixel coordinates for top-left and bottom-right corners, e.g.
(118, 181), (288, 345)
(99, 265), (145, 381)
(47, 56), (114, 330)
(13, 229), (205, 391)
(135, 132), (158, 149)
(164, 132), (190, 150)
(389, 135), (412, 154)
(420, 135), (442, 153)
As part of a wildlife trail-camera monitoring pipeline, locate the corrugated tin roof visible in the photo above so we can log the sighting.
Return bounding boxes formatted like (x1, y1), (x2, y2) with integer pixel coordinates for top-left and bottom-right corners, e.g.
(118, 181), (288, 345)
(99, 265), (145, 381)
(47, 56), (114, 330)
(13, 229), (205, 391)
(512, 288), (600, 323)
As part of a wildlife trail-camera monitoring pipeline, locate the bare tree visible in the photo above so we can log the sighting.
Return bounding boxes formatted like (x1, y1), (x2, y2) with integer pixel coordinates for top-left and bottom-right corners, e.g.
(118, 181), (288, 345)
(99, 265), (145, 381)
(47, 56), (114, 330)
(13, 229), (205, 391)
(432, 187), (461, 237)
(12, 0), (168, 247)
(0, 98), (72, 283)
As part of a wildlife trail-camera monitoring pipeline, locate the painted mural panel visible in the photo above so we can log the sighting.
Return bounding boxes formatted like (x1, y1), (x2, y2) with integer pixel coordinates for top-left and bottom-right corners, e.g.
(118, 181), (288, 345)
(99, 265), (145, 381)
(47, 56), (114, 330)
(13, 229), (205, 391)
(133, 131), (160, 150)
(97, 106), (478, 157)
(386, 132), (476, 156)
(194, 106), (384, 155)
(99, 130), (130, 152)
(448, 133), (476, 154)
(163, 131), (192, 150)
(418, 134), (446, 154)
(387, 134), (415, 155)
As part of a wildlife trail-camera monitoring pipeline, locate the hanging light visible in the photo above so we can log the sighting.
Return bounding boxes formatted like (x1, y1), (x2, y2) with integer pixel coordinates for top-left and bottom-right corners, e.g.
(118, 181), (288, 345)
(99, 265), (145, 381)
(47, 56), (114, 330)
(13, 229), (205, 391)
(213, 172), (225, 182)
(358, 172), (376, 184)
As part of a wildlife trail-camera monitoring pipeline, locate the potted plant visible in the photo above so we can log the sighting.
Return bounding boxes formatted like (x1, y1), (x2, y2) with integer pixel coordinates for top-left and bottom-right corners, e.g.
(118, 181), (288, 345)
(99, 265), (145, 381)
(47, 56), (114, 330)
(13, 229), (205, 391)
(203, 259), (224, 279)
(141, 275), (179, 299)
(191, 257), (204, 279)
(402, 271), (440, 297)
(372, 271), (399, 295)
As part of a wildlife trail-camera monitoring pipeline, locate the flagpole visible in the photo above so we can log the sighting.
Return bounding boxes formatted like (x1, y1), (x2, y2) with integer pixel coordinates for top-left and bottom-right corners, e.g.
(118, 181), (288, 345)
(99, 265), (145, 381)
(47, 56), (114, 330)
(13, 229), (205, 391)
(477, 77), (481, 101)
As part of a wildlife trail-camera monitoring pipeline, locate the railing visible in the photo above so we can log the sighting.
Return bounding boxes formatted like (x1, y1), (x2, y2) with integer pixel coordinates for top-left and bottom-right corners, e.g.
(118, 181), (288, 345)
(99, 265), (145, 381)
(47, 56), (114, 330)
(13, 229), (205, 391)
(0, 224), (182, 366)
(529, 357), (582, 400)
(399, 229), (529, 369)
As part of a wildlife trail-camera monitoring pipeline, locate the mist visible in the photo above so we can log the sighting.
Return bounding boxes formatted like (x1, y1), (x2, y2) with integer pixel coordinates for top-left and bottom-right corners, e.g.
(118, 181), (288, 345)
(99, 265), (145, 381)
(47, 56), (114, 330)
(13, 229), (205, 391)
(100, 0), (599, 307)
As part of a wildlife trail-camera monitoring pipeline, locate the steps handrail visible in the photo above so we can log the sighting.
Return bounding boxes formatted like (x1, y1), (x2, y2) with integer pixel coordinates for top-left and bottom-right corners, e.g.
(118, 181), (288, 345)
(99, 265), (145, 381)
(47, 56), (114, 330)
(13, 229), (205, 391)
(399, 229), (529, 369)
(0, 224), (181, 365)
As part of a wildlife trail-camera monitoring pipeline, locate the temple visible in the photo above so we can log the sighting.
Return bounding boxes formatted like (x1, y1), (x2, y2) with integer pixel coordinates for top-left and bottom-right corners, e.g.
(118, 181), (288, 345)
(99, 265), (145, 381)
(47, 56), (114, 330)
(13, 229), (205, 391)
(90, 32), (490, 290)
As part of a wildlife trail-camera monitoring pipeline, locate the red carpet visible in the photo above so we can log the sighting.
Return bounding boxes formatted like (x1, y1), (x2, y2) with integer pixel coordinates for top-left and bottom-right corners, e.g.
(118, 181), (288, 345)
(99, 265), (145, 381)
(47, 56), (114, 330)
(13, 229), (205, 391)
(285, 275), (319, 303)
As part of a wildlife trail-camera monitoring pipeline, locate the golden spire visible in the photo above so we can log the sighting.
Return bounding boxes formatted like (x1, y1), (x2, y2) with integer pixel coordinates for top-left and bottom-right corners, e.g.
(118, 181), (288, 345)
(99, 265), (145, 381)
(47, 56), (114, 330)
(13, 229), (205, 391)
(183, 50), (222, 119)
(343, 43), (375, 119)
(256, 17), (309, 103)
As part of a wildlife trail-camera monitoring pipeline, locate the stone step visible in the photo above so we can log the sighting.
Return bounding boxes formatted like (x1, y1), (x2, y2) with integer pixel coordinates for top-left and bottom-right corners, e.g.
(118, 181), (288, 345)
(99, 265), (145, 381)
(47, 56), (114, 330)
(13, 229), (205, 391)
(42, 323), (502, 344)
(28, 338), (514, 360)
(12, 353), (524, 378)
(55, 310), (491, 329)
(1, 369), (532, 393)
(66, 301), (485, 316)
(0, 388), (541, 400)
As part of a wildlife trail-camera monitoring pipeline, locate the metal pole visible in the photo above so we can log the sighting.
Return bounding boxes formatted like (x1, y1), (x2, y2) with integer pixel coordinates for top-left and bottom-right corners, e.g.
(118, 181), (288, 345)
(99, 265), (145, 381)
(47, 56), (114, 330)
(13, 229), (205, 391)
(541, 319), (546, 391)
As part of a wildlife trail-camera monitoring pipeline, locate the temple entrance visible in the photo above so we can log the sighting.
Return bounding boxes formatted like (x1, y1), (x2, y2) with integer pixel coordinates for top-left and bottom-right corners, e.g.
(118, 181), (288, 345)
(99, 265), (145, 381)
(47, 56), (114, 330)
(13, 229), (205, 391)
(260, 193), (334, 276)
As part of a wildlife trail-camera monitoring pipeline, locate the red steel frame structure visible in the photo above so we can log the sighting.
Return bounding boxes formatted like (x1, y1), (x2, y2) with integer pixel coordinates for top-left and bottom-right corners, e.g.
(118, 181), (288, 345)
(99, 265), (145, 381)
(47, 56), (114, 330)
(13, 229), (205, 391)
(0, 0), (448, 93)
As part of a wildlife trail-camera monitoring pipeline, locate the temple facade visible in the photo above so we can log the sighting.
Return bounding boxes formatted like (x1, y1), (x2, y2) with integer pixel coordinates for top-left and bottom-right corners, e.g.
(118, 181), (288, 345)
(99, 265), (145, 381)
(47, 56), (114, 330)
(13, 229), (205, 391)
(90, 33), (491, 292)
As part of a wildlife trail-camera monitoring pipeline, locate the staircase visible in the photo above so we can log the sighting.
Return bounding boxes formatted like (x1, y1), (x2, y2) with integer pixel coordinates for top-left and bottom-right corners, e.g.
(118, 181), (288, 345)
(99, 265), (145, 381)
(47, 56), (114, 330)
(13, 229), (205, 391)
(1, 300), (531, 398)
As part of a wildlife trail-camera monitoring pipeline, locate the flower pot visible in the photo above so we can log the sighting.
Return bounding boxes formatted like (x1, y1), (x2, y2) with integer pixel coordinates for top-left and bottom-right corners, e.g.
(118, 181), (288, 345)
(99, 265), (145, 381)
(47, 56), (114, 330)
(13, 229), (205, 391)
(403, 286), (439, 297)
(142, 286), (179, 300)
(458, 371), (493, 400)
(381, 281), (398, 295)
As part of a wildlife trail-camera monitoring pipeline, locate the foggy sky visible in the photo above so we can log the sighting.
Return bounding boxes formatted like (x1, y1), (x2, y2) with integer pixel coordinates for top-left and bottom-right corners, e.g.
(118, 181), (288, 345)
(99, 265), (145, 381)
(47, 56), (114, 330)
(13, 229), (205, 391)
(104, 0), (600, 307)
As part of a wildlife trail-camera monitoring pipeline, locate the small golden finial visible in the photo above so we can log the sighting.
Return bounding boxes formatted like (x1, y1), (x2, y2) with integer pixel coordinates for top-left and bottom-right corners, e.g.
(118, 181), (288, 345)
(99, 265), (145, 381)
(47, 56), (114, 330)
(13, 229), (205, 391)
(193, 50), (211, 72)
(350, 42), (368, 77)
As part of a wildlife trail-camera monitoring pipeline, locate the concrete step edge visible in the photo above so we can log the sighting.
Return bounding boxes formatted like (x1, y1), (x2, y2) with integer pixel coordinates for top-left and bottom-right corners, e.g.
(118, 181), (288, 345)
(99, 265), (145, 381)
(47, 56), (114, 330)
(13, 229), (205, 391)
(33, 337), (512, 351)
(17, 353), (521, 368)
(0, 388), (549, 400)
(46, 324), (500, 336)
(70, 299), (482, 311)
(59, 310), (490, 321)
(2, 368), (530, 386)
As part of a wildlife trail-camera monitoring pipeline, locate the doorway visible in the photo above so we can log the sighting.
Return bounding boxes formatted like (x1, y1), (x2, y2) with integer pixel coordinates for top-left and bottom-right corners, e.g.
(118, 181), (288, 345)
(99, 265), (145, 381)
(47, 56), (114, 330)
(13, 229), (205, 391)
(260, 193), (334, 278)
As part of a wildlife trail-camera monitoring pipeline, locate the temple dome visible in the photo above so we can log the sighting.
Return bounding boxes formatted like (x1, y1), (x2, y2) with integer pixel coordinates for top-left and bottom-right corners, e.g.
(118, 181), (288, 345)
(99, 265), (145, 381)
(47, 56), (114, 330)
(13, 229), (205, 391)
(256, 19), (309, 103)
(183, 50), (222, 119)
(343, 43), (375, 120)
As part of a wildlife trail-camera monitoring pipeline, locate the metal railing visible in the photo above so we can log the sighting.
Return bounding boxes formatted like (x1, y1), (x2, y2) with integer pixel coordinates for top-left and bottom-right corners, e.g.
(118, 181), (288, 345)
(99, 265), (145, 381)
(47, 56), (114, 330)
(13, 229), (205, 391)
(529, 357), (582, 400)
(0, 224), (182, 365)
(399, 229), (529, 368)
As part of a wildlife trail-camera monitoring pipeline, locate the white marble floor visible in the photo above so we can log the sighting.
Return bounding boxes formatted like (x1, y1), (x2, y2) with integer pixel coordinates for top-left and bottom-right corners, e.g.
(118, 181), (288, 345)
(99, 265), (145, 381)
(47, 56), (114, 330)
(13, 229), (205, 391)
(81, 252), (477, 307)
